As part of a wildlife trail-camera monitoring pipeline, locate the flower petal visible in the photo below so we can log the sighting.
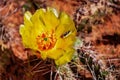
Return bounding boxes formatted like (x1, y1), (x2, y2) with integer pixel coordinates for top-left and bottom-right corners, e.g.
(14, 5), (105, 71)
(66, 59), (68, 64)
(55, 48), (75, 65)
(20, 12), (38, 50)
(31, 9), (46, 33)
(47, 48), (64, 59)
(41, 8), (59, 30)
(24, 11), (32, 27)
(40, 51), (48, 60)
(55, 34), (76, 49)
(55, 12), (76, 38)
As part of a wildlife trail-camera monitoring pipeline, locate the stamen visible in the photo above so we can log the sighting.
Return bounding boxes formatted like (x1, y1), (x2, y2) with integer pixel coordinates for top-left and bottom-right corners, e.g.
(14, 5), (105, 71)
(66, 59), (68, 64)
(36, 30), (56, 51)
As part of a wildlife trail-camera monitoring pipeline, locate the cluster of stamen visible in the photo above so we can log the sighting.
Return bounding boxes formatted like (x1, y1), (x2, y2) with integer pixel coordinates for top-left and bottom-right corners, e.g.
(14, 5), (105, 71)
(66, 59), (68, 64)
(36, 30), (56, 51)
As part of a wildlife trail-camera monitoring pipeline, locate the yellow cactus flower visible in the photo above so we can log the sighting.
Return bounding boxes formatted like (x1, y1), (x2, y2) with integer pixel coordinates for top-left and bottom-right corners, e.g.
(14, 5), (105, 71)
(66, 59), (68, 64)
(20, 7), (77, 65)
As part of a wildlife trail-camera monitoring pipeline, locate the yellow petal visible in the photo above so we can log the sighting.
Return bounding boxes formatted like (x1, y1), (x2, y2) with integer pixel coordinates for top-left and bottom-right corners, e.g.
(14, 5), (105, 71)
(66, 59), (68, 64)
(31, 9), (46, 33)
(20, 25), (30, 47)
(41, 7), (59, 30)
(31, 8), (59, 31)
(20, 11), (41, 50)
(47, 48), (64, 60)
(40, 51), (48, 60)
(20, 11), (35, 49)
(24, 11), (32, 27)
(55, 34), (76, 49)
(60, 12), (76, 33)
(55, 48), (75, 65)
(55, 12), (76, 38)
(55, 24), (65, 39)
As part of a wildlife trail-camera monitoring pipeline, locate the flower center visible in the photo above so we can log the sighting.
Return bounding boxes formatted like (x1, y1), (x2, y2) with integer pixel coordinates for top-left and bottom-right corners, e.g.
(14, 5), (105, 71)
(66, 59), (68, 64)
(36, 30), (56, 51)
